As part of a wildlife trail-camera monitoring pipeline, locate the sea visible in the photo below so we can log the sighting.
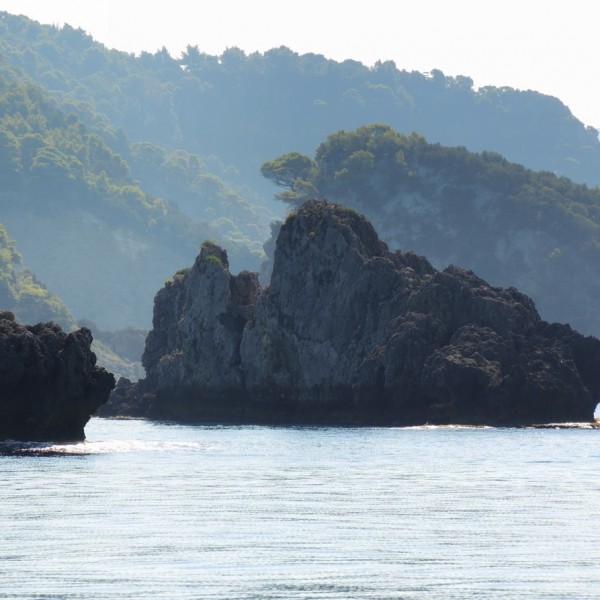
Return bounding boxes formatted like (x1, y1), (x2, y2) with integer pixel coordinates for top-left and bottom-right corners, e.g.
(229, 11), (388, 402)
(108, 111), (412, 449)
(1, 417), (599, 599)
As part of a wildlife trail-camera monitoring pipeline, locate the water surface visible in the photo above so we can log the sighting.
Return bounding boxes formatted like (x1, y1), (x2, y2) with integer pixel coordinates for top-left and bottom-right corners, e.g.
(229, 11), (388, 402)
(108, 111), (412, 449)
(1, 418), (599, 599)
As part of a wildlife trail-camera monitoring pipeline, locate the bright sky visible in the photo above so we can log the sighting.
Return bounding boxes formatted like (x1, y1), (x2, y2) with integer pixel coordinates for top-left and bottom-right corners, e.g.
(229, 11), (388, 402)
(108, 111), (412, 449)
(2, 0), (599, 128)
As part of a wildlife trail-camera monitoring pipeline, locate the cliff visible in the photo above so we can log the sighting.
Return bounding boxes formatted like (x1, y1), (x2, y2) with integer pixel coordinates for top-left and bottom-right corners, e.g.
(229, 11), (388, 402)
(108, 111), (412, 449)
(139, 242), (260, 419)
(103, 200), (600, 425)
(0, 312), (115, 441)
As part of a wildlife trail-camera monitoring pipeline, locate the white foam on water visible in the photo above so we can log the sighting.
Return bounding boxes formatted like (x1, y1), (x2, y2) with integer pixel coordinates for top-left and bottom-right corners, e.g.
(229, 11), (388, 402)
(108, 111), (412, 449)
(0, 438), (218, 455)
(400, 424), (494, 430)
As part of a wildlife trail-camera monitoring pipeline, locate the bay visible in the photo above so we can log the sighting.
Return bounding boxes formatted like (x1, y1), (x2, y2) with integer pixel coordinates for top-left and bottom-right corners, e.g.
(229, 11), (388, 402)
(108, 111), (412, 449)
(1, 418), (599, 599)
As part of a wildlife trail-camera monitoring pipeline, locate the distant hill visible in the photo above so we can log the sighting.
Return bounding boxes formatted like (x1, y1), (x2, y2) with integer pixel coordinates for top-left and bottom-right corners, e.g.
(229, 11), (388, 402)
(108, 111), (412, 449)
(0, 221), (144, 380)
(1, 10), (599, 195)
(261, 124), (600, 337)
(0, 221), (73, 328)
(0, 76), (262, 330)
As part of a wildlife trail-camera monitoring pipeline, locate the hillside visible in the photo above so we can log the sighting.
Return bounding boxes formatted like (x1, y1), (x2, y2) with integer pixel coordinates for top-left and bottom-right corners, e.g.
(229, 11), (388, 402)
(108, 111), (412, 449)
(0, 221), (144, 380)
(0, 76), (262, 330)
(0, 221), (73, 328)
(0, 10), (599, 198)
(261, 124), (600, 337)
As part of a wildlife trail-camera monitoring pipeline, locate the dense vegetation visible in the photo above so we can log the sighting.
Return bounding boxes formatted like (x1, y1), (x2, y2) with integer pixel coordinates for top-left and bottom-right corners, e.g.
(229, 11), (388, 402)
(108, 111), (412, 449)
(0, 76), (264, 329)
(262, 124), (600, 336)
(0, 75), (265, 255)
(126, 142), (268, 248)
(0, 77), (182, 240)
(1, 10), (598, 195)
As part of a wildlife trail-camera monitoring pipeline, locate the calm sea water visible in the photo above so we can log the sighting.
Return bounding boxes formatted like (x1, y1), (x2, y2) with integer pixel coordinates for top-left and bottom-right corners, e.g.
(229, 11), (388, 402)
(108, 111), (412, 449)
(1, 418), (599, 599)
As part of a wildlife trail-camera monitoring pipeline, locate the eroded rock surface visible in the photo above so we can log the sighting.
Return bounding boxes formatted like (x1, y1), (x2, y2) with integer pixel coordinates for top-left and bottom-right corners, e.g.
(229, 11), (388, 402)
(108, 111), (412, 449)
(100, 243), (259, 420)
(0, 312), (115, 440)
(106, 201), (600, 425)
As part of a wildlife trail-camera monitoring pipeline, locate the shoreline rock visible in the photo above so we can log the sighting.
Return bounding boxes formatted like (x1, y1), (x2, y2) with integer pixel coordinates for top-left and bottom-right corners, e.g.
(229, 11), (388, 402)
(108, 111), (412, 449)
(102, 200), (600, 426)
(0, 312), (115, 441)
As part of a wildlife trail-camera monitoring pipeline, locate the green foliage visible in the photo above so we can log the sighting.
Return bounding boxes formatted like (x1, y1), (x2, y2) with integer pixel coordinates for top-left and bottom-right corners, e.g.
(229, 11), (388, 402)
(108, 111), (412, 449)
(0, 222), (74, 328)
(174, 267), (191, 282)
(261, 152), (316, 188)
(270, 124), (600, 244)
(1, 9), (599, 195)
(339, 206), (360, 217)
(0, 75), (237, 261)
(127, 143), (266, 253)
(262, 124), (414, 203)
(0, 72), (264, 329)
(261, 152), (320, 205)
(200, 241), (226, 267)
(3, 10), (600, 332)
(29, 146), (85, 187)
(0, 128), (21, 185)
(203, 254), (224, 267)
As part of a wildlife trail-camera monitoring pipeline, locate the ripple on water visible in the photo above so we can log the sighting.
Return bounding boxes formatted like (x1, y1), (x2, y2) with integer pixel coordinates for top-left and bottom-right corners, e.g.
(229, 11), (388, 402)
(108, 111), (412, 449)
(1, 417), (599, 599)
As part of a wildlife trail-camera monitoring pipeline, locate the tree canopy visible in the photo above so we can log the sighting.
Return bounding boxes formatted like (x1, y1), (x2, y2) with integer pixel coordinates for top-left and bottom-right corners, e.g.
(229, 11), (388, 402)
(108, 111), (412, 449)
(1, 10), (599, 193)
(260, 152), (316, 188)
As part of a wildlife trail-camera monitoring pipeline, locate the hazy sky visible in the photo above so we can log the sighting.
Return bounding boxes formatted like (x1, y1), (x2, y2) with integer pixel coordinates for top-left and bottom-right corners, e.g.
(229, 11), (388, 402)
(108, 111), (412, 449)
(2, 0), (598, 128)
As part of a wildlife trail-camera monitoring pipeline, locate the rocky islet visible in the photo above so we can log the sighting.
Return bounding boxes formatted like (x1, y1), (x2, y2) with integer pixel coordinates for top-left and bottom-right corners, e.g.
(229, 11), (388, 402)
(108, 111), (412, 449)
(102, 200), (600, 425)
(0, 312), (115, 441)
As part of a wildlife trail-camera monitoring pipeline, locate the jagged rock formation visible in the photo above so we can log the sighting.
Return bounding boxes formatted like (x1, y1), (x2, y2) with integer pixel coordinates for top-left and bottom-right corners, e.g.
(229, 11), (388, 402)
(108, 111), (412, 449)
(0, 312), (115, 441)
(103, 201), (600, 425)
(137, 242), (260, 419)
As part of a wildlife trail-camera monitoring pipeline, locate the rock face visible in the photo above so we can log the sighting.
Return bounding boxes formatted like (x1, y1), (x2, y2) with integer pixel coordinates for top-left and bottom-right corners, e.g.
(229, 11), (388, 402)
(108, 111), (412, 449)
(129, 242), (259, 420)
(107, 201), (600, 425)
(0, 312), (115, 441)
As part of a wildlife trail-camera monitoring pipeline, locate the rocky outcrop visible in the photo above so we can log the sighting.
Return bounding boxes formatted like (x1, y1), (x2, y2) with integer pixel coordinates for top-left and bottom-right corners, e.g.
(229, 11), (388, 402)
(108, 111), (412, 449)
(102, 242), (260, 420)
(108, 200), (600, 425)
(0, 312), (115, 441)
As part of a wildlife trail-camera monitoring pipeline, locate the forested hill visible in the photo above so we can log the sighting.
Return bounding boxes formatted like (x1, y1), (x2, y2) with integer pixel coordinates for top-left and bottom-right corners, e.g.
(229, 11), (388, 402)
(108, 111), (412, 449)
(0, 11), (599, 194)
(0, 77), (261, 330)
(261, 124), (600, 337)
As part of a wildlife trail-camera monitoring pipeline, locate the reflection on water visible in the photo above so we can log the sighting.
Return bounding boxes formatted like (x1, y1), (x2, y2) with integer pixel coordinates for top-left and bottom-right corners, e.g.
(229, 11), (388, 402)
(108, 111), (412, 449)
(0, 437), (217, 456)
(1, 417), (599, 599)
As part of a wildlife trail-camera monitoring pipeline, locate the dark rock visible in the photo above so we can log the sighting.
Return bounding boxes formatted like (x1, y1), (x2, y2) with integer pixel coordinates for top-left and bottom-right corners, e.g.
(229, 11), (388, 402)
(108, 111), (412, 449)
(133, 242), (260, 421)
(110, 200), (600, 425)
(97, 377), (150, 418)
(0, 311), (115, 440)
